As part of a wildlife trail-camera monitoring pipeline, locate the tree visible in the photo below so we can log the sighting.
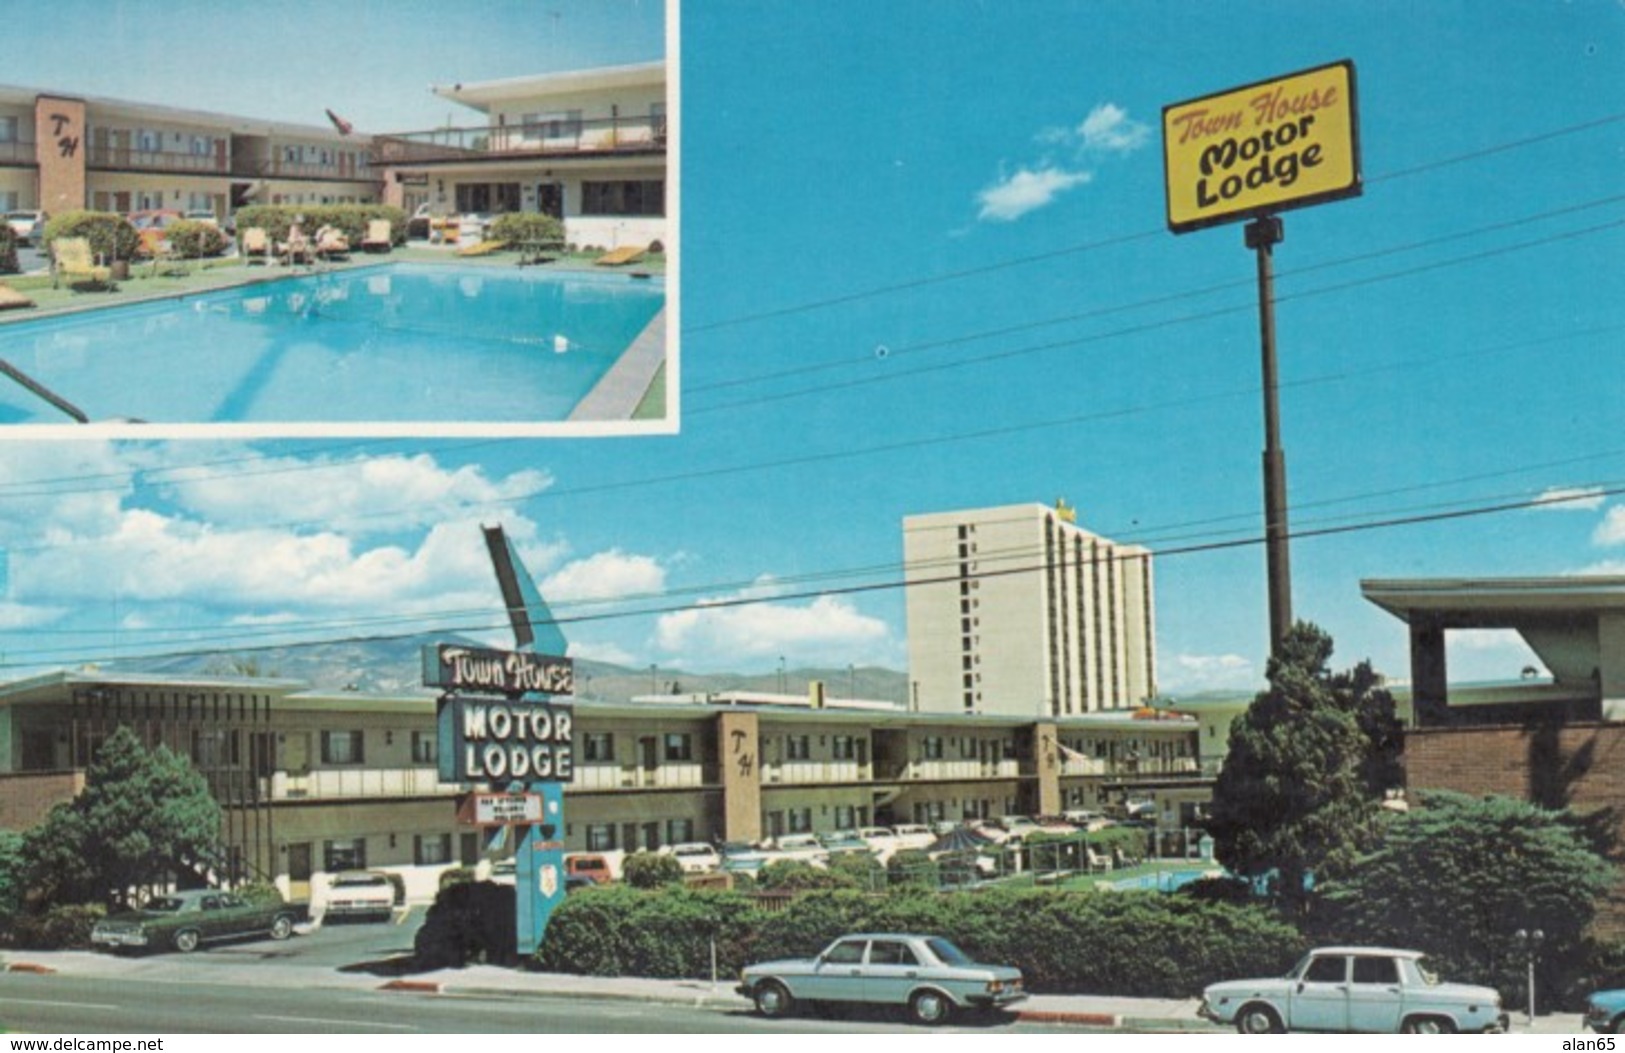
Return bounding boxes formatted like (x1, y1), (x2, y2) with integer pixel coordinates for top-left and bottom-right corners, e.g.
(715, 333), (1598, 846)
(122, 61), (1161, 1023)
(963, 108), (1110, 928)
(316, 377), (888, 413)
(1204, 622), (1402, 914)
(621, 850), (684, 889)
(0, 829), (24, 929)
(22, 727), (223, 909)
(1317, 791), (1614, 1005)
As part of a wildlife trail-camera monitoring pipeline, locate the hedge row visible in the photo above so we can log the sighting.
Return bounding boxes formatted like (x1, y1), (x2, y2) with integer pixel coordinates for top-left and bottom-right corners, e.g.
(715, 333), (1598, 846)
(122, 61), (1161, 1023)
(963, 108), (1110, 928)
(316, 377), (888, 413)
(233, 204), (408, 248)
(534, 884), (1304, 998)
(0, 224), (16, 274)
(41, 211), (140, 262)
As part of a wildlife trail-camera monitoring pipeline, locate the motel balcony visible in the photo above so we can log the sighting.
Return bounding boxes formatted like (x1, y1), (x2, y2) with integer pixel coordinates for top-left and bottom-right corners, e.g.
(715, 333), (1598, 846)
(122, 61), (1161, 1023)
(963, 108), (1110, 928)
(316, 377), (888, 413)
(87, 145), (229, 175)
(371, 113), (666, 165)
(1060, 756), (1203, 779)
(264, 766), (455, 801)
(247, 157), (375, 181)
(763, 760), (871, 786)
(570, 761), (711, 791)
(906, 759), (1021, 782)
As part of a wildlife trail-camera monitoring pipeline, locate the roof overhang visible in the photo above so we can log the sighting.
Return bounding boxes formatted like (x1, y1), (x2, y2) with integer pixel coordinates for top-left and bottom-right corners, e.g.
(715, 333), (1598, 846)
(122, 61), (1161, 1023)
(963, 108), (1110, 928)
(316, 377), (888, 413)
(431, 61), (666, 114)
(1361, 576), (1625, 628)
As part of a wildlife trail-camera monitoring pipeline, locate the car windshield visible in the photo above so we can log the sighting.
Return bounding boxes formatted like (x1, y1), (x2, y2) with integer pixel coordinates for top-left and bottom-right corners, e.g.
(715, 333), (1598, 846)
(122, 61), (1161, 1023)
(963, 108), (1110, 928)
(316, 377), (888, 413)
(926, 937), (973, 966)
(1416, 957), (1440, 985)
(334, 874), (384, 887)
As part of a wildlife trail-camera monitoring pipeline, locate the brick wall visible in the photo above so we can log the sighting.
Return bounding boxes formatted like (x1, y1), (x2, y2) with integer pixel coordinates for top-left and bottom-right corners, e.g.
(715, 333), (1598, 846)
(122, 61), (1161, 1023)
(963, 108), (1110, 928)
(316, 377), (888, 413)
(1407, 722), (1625, 934)
(0, 770), (84, 829)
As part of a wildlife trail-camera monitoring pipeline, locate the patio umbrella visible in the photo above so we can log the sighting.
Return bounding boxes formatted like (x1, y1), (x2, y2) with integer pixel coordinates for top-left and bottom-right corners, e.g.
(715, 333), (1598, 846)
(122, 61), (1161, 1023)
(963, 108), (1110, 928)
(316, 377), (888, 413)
(925, 826), (993, 855)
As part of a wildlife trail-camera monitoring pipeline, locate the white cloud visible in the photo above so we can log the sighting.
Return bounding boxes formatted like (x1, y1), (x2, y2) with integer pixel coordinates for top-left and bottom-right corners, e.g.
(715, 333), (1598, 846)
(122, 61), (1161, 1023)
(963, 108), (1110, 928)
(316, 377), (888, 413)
(164, 452), (551, 535)
(655, 591), (893, 671)
(1594, 506), (1625, 546)
(977, 166), (1092, 222)
(1533, 486), (1605, 512)
(1079, 103), (1150, 153)
(1162, 652), (1257, 693)
(567, 639), (638, 667)
(542, 549), (666, 603)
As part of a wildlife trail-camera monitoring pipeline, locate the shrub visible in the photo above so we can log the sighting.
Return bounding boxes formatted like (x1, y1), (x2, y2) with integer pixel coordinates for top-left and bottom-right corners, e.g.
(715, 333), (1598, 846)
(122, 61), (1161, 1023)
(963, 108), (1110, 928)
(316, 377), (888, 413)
(622, 851), (683, 889)
(438, 866), (476, 891)
(536, 885), (758, 978)
(235, 881), (285, 906)
(413, 880), (516, 969)
(758, 859), (850, 891)
(647, 239), (664, 255)
(886, 849), (939, 888)
(166, 220), (228, 258)
(233, 204), (407, 247)
(42, 210), (139, 262)
(8, 903), (106, 950)
(489, 212), (563, 245)
(0, 225), (17, 275)
(1086, 825), (1150, 866)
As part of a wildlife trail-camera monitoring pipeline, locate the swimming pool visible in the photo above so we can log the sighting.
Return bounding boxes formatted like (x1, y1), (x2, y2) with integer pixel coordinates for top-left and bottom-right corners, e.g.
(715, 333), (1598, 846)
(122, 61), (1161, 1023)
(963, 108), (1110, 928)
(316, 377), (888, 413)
(0, 263), (666, 432)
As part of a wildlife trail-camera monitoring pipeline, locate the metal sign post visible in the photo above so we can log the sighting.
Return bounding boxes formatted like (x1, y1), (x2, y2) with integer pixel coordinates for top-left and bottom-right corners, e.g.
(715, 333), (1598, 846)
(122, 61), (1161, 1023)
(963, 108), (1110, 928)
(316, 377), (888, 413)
(1162, 60), (1362, 656)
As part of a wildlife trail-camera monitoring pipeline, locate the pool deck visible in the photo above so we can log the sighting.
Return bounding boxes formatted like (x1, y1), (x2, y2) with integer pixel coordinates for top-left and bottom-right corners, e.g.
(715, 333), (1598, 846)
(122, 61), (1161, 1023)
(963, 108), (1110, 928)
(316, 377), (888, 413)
(570, 305), (667, 422)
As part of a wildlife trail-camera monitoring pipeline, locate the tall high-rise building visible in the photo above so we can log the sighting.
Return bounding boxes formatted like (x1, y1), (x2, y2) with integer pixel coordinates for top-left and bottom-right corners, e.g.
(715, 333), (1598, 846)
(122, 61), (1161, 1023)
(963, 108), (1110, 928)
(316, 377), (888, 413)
(903, 501), (1157, 716)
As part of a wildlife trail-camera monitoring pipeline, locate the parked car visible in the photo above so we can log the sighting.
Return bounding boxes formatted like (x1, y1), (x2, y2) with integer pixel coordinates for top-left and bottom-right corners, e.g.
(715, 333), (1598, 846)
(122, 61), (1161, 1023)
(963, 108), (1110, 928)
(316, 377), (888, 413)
(739, 932), (1027, 1025)
(488, 858), (516, 885)
(660, 842), (722, 873)
(769, 833), (830, 865)
(1199, 946), (1508, 1034)
(1586, 989), (1625, 1033)
(183, 209), (219, 227)
(818, 830), (872, 856)
(891, 824), (936, 851)
(318, 870), (396, 921)
(565, 852), (615, 884)
(90, 889), (303, 954)
(4, 210), (46, 245)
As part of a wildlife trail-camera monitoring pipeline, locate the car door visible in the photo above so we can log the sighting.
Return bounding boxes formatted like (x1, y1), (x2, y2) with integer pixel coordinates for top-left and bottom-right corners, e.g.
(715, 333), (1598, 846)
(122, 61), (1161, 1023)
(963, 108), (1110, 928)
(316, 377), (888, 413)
(1290, 953), (1350, 1031)
(806, 938), (870, 1003)
(196, 894), (229, 943)
(1347, 955), (1405, 1032)
(863, 939), (924, 1006)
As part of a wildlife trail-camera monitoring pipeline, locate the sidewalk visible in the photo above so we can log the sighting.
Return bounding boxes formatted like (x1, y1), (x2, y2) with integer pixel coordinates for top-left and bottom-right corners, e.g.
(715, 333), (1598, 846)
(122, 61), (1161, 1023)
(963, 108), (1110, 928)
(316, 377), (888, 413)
(3, 950), (1588, 1033)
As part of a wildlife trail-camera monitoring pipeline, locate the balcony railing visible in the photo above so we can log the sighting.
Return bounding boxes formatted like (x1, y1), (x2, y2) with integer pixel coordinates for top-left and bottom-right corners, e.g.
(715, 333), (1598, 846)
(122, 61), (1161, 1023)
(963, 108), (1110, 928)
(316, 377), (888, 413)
(254, 158), (375, 181)
(87, 145), (228, 174)
(1061, 756), (1204, 779)
(372, 113), (666, 165)
(571, 762), (709, 791)
(265, 766), (452, 801)
(764, 760), (869, 785)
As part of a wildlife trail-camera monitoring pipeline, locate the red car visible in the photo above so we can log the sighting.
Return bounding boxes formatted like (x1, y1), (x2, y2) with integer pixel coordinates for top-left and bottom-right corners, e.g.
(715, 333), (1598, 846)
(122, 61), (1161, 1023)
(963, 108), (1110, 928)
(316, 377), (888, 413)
(128, 209), (184, 256)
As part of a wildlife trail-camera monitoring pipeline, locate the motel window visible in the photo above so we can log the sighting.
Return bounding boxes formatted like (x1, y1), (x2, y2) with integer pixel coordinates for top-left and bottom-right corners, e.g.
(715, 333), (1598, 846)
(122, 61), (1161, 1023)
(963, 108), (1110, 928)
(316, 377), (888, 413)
(323, 838), (366, 871)
(787, 808), (812, 833)
(581, 179), (665, 217)
(191, 729), (237, 769)
(665, 818), (694, 844)
(583, 732), (615, 763)
(414, 834), (452, 866)
(586, 824), (617, 851)
(834, 805), (857, 829)
(832, 736), (857, 761)
(411, 731), (437, 765)
(922, 736), (944, 761)
(663, 734), (693, 762)
(321, 730), (364, 765)
(137, 129), (159, 152)
(0, 116), (16, 143)
(785, 735), (810, 761)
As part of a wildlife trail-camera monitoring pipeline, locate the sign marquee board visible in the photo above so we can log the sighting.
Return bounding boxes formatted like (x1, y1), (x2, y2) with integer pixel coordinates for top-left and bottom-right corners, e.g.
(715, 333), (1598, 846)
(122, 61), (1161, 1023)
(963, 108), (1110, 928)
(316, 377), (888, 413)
(459, 792), (545, 826)
(1162, 60), (1361, 234)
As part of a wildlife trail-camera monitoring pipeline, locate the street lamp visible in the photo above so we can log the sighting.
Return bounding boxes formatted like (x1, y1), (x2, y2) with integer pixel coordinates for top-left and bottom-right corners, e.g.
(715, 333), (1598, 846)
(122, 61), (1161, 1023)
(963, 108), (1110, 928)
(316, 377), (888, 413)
(1513, 928), (1545, 1023)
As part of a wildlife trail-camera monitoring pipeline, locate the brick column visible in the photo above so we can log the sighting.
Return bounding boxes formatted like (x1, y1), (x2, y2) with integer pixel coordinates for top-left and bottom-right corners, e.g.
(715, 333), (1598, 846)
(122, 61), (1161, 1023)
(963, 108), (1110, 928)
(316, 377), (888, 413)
(1409, 616), (1449, 726)
(716, 710), (761, 843)
(1029, 721), (1062, 815)
(35, 96), (87, 215)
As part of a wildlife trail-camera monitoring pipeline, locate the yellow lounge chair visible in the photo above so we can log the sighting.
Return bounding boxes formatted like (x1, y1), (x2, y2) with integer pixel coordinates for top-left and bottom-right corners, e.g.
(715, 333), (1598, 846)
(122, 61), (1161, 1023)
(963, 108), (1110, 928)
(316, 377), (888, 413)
(0, 283), (35, 310)
(50, 237), (115, 290)
(594, 244), (647, 267)
(315, 226), (350, 260)
(456, 239), (509, 257)
(240, 226), (271, 264)
(361, 219), (392, 253)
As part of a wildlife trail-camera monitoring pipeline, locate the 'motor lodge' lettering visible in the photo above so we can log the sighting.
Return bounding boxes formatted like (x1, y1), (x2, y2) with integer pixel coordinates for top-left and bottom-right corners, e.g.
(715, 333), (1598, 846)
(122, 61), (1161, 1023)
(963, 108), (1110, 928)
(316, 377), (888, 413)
(457, 700), (575, 781)
(1194, 115), (1323, 208)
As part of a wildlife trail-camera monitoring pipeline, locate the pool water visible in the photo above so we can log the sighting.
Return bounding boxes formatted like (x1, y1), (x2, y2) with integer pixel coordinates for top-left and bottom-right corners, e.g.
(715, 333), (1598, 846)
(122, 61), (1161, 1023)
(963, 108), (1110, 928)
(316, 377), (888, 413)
(0, 264), (665, 427)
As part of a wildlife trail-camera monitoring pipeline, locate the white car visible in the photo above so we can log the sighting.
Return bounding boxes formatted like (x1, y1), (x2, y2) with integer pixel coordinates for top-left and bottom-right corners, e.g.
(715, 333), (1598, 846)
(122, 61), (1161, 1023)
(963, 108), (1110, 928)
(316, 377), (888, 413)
(891, 824), (936, 851)
(661, 842), (722, 873)
(1199, 946), (1508, 1034)
(5, 210), (45, 246)
(318, 870), (396, 922)
(764, 833), (830, 867)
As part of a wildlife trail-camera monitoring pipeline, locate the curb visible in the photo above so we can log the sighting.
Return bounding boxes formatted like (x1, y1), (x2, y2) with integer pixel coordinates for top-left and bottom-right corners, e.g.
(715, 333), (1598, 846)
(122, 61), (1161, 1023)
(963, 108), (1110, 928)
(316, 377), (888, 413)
(378, 979), (441, 993)
(1015, 1009), (1119, 1027)
(382, 980), (747, 1011)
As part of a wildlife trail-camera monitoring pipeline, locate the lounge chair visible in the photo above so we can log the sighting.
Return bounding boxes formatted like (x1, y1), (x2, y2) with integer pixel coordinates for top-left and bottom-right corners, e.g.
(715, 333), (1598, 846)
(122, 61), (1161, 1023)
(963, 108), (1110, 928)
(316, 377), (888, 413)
(315, 226), (350, 260)
(0, 283), (35, 311)
(361, 219), (392, 253)
(277, 227), (312, 265)
(240, 227), (271, 264)
(50, 237), (115, 291)
(1085, 846), (1112, 873)
(456, 239), (509, 258)
(594, 244), (647, 267)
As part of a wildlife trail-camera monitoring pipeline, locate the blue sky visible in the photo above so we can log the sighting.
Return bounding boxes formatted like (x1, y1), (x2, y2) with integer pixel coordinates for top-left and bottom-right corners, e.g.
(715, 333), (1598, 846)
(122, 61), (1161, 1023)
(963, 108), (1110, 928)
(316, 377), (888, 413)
(1, 1), (1624, 698)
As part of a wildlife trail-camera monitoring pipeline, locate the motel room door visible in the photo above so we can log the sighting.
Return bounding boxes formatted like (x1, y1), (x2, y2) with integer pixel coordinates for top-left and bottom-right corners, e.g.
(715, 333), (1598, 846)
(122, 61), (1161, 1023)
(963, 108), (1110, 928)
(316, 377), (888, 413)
(538, 183), (564, 221)
(286, 842), (313, 902)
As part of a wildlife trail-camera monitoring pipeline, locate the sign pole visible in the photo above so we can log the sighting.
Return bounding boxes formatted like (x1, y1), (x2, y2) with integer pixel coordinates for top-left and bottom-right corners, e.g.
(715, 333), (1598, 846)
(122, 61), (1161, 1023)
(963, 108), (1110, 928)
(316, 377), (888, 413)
(1245, 215), (1292, 653)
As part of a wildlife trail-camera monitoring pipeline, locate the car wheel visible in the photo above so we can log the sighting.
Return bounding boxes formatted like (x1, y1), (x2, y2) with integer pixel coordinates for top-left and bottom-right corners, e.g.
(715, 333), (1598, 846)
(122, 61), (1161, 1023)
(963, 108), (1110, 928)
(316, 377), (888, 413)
(1402, 1017), (1456, 1035)
(269, 915), (293, 941)
(173, 929), (201, 953)
(1236, 1004), (1284, 1034)
(1612, 1015), (1625, 1035)
(753, 980), (794, 1019)
(908, 989), (954, 1026)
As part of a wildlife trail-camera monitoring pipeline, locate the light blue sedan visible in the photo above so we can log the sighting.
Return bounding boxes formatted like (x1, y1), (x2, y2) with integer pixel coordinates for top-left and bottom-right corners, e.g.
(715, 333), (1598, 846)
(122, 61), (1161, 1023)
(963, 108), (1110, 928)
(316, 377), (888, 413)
(738, 932), (1026, 1025)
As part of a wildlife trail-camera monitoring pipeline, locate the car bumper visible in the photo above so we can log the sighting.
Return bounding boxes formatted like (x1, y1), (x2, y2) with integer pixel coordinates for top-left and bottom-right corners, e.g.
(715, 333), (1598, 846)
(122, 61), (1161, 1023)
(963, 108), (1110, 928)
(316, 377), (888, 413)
(91, 930), (150, 948)
(1587, 1009), (1611, 1033)
(966, 990), (1029, 1009)
(324, 902), (394, 917)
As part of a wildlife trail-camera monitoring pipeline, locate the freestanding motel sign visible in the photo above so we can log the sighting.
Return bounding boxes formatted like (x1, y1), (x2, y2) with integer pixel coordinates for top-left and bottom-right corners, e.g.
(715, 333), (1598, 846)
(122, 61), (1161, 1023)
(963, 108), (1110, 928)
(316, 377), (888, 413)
(423, 525), (575, 956)
(1162, 60), (1362, 655)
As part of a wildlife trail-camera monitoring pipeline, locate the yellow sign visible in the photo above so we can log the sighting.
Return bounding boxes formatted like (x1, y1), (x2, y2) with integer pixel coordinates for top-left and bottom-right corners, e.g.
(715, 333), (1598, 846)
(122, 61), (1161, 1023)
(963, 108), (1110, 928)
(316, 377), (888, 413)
(1162, 60), (1361, 234)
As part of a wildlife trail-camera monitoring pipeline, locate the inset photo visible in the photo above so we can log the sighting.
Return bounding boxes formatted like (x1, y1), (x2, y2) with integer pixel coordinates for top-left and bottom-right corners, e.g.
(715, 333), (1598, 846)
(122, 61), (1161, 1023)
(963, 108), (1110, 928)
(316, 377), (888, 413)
(0, 0), (675, 438)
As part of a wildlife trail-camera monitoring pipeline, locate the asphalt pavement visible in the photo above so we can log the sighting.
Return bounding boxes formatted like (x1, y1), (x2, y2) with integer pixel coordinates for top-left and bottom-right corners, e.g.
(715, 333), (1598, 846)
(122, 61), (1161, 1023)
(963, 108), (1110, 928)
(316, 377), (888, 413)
(0, 941), (1590, 1034)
